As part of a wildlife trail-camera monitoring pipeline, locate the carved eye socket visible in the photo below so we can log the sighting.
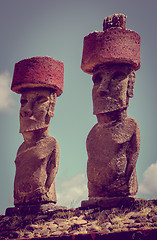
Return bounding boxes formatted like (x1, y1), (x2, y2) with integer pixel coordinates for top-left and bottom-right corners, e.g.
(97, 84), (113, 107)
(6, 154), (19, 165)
(36, 96), (48, 103)
(20, 98), (28, 106)
(112, 72), (126, 81)
(92, 73), (102, 85)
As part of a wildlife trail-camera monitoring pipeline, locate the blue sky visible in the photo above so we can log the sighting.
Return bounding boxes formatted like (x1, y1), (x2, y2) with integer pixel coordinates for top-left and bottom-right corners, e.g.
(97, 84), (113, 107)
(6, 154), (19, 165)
(0, 0), (157, 214)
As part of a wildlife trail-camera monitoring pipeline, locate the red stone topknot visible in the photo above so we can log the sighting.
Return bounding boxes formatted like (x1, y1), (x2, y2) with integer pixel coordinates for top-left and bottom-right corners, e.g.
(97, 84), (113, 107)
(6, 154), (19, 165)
(103, 13), (127, 30)
(81, 13), (141, 74)
(11, 56), (64, 96)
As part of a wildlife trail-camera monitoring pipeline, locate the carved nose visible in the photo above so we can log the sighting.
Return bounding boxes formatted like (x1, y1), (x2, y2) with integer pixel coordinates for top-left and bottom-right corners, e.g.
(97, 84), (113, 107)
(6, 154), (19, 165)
(98, 89), (109, 97)
(97, 81), (110, 96)
(20, 106), (33, 118)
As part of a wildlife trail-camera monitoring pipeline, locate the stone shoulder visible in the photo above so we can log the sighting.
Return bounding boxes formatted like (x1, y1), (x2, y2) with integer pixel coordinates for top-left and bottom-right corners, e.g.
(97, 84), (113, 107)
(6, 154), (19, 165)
(16, 136), (59, 157)
(86, 116), (139, 146)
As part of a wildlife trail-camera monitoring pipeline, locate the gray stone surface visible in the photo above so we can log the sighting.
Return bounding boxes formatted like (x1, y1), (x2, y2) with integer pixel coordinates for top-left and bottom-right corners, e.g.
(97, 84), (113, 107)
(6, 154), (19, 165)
(86, 63), (140, 199)
(81, 196), (136, 209)
(14, 88), (59, 205)
(5, 203), (67, 216)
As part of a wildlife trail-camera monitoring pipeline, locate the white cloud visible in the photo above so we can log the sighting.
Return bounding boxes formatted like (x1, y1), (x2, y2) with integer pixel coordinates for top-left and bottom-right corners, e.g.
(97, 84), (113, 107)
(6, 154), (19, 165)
(56, 173), (88, 208)
(138, 161), (157, 197)
(0, 71), (15, 111)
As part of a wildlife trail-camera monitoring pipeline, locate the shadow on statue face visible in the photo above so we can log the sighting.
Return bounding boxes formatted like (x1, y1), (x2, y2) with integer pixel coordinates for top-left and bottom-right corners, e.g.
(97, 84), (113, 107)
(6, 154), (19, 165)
(92, 63), (135, 115)
(19, 88), (56, 133)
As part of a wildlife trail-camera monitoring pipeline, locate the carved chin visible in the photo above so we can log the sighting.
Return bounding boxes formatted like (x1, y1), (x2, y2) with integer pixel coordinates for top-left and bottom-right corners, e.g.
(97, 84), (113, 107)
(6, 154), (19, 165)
(93, 97), (128, 115)
(20, 119), (49, 133)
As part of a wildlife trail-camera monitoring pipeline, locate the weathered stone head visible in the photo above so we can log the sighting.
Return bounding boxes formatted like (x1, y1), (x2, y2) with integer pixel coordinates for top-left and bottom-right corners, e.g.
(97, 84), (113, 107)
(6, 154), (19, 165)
(92, 63), (136, 115)
(81, 14), (141, 207)
(12, 56), (63, 134)
(19, 87), (56, 133)
(81, 13), (140, 116)
(11, 56), (64, 206)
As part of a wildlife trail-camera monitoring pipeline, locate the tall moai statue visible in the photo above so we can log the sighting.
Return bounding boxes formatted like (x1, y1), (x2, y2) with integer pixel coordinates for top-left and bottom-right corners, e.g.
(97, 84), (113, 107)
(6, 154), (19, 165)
(10, 56), (64, 208)
(81, 14), (141, 207)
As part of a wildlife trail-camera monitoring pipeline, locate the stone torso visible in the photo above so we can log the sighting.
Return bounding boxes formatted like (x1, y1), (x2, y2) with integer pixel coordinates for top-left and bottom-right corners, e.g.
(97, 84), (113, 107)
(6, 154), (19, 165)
(14, 136), (59, 205)
(87, 116), (140, 198)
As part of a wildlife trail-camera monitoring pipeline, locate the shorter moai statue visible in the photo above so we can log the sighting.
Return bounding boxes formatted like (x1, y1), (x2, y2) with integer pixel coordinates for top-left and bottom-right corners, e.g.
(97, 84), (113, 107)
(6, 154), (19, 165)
(8, 56), (64, 213)
(81, 14), (141, 208)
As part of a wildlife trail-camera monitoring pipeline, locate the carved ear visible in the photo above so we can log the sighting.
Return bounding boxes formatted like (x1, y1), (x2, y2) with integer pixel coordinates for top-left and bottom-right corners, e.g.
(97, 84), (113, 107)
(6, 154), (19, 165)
(127, 70), (135, 98)
(48, 92), (56, 117)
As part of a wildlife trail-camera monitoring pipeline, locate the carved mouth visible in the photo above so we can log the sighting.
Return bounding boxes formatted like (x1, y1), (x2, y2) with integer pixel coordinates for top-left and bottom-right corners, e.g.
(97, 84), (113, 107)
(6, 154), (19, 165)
(20, 115), (36, 121)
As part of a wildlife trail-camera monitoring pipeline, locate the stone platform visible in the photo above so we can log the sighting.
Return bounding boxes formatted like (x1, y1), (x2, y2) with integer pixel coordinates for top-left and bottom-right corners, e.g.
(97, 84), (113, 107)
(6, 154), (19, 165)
(5, 203), (67, 216)
(1, 199), (157, 239)
(81, 196), (137, 209)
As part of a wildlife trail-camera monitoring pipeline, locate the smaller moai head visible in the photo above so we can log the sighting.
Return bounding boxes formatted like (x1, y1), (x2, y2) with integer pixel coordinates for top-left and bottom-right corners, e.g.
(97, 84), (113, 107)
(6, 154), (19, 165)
(11, 56), (64, 133)
(19, 88), (56, 133)
(92, 63), (136, 115)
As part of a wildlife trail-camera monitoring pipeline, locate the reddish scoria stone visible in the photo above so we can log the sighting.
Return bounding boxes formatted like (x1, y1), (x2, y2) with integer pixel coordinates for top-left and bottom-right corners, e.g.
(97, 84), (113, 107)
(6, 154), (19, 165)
(81, 14), (140, 74)
(11, 56), (64, 96)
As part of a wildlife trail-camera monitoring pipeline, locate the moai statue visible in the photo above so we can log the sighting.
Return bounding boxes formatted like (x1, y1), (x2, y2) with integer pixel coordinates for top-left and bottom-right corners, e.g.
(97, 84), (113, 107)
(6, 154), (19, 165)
(81, 14), (141, 208)
(10, 56), (64, 210)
